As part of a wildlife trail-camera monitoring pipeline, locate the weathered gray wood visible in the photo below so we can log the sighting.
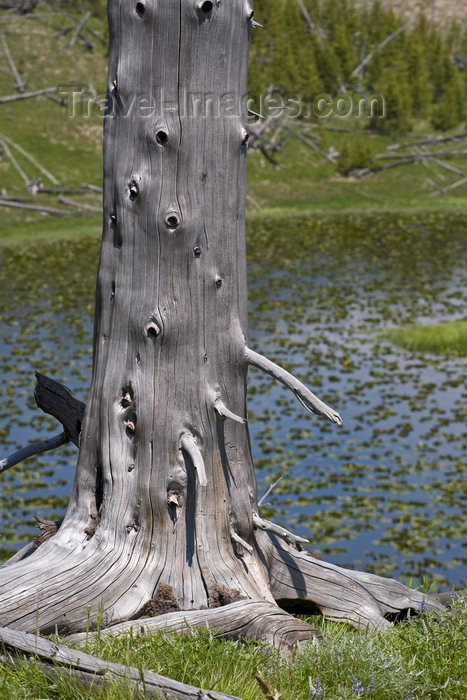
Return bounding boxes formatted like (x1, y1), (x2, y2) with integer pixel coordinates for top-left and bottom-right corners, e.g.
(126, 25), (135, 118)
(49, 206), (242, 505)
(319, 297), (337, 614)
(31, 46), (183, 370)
(246, 346), (342, 424)
(57, 194), (101, 212)
(0, 627), (241, 699)
(258, 473), (284, 507)
(0, 199), (70, 215)
(35, 186), (92, 194)
(377, 149), (467, 161)
(0, 432), (67, 474)
(0, 133), (60, 185)
(1, 541), (36, 566)
(0, 136), (29, 184)
(349, 149), (467, 179)
(252, 512), (309, 549)
(0, 0), (277, 634)
(67, 600), (322, 649)
(0, 86), (60, 103)
(82, 182), (103, 193)
(349, 160), (417, 179)
(0, 31), (25, 92)
(294, 0), (319, 35)
(387, 131), (467, 151)
(34, 372), (85, 447)
(255, 530), (445, 631)
(65, 11), (91, 51)
(431, 158), (467, 177)
(427, 175), (467, 197)
(0, 0), (445, 650)
(348, 20), (413, 81)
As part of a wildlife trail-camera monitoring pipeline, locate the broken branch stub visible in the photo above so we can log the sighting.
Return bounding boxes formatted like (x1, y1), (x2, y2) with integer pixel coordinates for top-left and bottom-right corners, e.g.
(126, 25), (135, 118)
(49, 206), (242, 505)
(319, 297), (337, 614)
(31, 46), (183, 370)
(245, 346), (342, 424)
(0, 433), (67, 474)
(34, 372), (85, 446)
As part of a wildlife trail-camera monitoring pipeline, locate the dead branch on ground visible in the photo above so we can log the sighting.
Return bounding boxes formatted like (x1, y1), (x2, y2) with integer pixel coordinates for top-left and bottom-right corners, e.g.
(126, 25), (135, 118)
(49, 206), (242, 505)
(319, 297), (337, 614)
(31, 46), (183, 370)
(0, 86), (60, 103)
(65, 10), (91, 51)
(0, 31), (25, 91)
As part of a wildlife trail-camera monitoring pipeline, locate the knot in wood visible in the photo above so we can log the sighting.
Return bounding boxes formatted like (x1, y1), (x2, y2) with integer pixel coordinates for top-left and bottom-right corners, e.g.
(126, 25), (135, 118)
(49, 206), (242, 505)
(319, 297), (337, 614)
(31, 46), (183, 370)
(129, 180), (139, 201)
(120, 393), (132, 408)
(155, 130), (168, 145)
(165, 213), (180, 230)
(197, 0), (213, 16)
(145, 320), (161, 340)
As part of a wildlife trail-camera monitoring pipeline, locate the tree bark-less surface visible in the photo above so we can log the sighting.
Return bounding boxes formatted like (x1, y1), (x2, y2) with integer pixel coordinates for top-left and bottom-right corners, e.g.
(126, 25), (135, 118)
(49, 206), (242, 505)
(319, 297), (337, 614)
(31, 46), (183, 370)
(0, 0), (442, 645)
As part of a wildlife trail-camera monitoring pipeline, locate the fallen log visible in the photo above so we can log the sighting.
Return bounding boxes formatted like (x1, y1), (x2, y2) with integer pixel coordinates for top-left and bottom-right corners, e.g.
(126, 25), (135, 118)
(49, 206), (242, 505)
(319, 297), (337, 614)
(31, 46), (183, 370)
(0, 86), (60, 103)
(65, 11), (91, 51)
(377, 149), (467, 161)
(349, 152), (467, 179)
(388, 131), (467, 151)
(426, 175), (467, 197)
(58, 194), (101, 212)
(0, 133), (60, 185)
(431, 158), (467, 177)
(0, 30), (25, 91)
(0, 136), (29, 185)
(35, 186), (92, 195)
(0, 199), (71, 215)
(0, 626), (241, 699)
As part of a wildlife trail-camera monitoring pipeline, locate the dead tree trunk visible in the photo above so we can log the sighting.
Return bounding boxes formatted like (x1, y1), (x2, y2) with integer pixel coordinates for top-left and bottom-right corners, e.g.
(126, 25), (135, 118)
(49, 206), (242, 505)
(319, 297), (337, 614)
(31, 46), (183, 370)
(0, 0), (441, 643)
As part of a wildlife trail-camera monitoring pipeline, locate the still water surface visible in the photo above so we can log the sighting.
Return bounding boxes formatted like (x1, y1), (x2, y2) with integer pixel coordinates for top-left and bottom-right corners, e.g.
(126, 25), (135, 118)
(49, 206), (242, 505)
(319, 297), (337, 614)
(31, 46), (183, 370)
(0, 216), (466, 586)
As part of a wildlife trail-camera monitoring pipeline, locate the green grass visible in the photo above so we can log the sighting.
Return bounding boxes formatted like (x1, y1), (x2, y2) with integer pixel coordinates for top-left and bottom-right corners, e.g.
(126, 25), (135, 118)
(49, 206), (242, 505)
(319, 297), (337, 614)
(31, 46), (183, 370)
(245, 122), (467, 214)
(1, 595), (466, 699)
(1, 7), (467, 247)
(0, 214), (101, 247)
(383, 321), (467, 356)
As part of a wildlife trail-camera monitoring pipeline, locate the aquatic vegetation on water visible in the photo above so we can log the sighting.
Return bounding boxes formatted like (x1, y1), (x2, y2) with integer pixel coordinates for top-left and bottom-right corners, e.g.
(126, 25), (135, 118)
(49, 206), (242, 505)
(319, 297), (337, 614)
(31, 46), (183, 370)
(0, 212), (466, 586)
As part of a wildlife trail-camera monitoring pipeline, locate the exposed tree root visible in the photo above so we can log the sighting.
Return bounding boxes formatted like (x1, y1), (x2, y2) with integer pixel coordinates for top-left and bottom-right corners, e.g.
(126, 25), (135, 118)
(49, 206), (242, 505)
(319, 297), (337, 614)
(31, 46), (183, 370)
(67, 599), (321, 650)
(255, 530), (445, 630)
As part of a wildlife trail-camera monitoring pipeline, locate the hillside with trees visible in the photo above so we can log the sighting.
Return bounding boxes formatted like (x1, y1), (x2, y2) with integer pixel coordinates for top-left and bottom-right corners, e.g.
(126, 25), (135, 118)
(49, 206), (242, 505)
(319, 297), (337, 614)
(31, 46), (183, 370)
(249, 0), (467, 133)
(1, 0), (466, 223)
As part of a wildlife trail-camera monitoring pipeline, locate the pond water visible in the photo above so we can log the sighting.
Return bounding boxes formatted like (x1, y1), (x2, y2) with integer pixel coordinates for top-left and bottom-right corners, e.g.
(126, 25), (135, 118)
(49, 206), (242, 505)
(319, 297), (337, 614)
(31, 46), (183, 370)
(0, 213), (466, 588)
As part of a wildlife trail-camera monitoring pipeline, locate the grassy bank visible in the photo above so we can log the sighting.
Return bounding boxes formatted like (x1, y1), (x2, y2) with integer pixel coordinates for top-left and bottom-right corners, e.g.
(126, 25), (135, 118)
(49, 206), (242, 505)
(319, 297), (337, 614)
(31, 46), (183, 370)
(2, 128), (467, 247)
(383, 321), (467, 356)
(1, 594), (466, 699)
(1, 5), (467, 247)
